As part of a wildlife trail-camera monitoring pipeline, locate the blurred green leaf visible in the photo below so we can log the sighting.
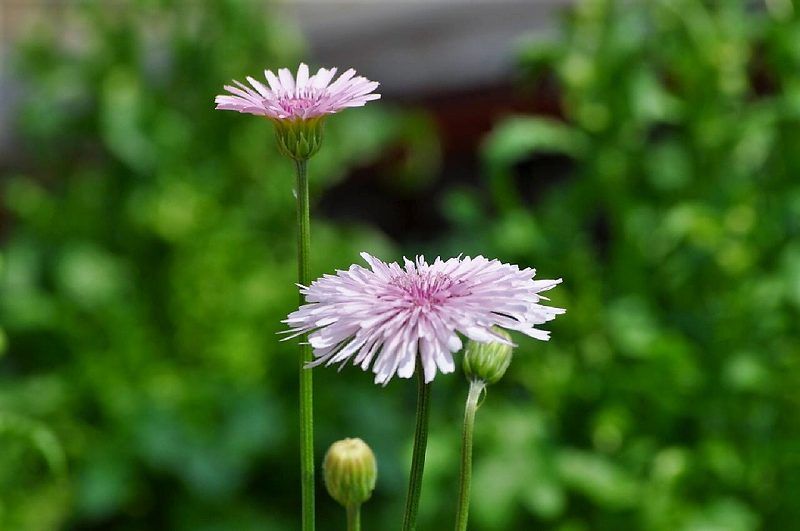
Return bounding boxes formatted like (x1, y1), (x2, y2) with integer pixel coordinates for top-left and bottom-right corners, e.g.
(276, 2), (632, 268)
(483, 116), (587, 167)
(557, 449), (639, 509)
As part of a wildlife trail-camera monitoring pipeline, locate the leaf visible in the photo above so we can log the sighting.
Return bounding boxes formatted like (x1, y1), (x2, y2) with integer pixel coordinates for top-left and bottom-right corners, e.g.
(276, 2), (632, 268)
(556, 449), (640, 509)
(483, 116), (587, 168)
(0, 412), (67, 478)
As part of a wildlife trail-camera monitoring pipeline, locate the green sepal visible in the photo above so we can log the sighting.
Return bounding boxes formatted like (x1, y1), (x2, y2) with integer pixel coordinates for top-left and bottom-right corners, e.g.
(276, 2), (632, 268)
(272, 117), (325, 161)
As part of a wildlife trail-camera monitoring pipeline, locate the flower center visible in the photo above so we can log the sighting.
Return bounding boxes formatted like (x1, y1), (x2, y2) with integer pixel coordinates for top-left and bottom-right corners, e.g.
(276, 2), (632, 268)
(392, 272), (456, 310)
(278, 92), (321, 116)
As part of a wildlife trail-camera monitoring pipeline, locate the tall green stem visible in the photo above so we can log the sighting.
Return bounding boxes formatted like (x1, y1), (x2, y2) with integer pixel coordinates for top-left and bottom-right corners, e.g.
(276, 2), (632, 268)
(346, 504), (361, 531)
(402, 366), (432, 531)
(454, 380), (484, 531)
(295, 159), (315, 531)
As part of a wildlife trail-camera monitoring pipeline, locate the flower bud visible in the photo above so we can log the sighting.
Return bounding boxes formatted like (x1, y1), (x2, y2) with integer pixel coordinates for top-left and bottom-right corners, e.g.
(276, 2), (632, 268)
(323, 437), (377, 508)
(462, 328), (514, 385)
(272, 117), (325, 161)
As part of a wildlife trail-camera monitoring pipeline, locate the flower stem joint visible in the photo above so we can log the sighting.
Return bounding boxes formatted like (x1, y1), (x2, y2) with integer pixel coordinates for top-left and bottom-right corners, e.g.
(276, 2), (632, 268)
(323, 438), (378, 508)
(273, 117), (325, 161)
(462, 328), (514, 385)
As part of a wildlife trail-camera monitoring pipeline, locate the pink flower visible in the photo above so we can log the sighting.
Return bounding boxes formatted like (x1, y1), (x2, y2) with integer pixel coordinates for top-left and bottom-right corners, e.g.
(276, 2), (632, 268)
(215, 63), (380, 120)
(283, 253), (565, 384)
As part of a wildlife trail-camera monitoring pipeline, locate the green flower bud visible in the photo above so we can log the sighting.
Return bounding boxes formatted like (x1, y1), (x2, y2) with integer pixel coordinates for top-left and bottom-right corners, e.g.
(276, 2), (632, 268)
(272, 117), (325, 161)
(462, 328), (514, 385)
(323, 437), (377, 508)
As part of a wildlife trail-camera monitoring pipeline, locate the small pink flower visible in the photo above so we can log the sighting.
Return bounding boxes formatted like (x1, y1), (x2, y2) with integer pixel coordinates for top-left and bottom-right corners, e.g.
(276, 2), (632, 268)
(283, 253), (565, 384)
(215, 63), (380, 121)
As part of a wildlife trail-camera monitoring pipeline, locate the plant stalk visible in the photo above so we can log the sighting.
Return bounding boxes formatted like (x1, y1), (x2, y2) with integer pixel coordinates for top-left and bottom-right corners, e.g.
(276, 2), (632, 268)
(401, 364), (432, 531)
(346, 504), (361, 531)
(295, 159), (315, 531)
(454, 380), (484, 531)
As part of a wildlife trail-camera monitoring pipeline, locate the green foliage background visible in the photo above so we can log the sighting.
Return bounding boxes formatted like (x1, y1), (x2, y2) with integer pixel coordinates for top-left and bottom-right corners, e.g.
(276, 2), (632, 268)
(1, 0), (799, 530)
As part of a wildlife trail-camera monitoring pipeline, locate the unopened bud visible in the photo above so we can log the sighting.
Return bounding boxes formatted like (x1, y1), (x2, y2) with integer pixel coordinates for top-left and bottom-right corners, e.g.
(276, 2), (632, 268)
(462, 328), (513, 385)
(323, 437), (377, 508)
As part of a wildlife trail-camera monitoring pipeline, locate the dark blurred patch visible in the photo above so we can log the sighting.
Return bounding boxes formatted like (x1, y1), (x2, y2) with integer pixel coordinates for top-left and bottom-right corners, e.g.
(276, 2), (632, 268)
(319, 82), (567, 243)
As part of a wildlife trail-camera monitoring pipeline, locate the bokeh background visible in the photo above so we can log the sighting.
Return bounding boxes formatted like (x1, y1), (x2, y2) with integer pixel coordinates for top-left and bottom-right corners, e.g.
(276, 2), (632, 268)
(1, 0), (799, 530)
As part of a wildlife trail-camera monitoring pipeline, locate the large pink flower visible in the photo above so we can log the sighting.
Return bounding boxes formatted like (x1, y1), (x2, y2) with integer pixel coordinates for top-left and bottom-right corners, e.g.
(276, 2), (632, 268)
(215, 63), (380, 120)
(283, 253), (565, 384)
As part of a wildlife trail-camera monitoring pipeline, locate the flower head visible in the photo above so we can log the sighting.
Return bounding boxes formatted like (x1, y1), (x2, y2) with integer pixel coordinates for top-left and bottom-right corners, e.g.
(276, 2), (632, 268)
(215, 63), (379, 160)
(283, 253), (565, 384)
(215, 63), (380, 121)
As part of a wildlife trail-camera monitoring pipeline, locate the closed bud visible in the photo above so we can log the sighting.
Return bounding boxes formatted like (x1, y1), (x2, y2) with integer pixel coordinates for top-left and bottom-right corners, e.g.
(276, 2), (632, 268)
(462, 328), (514, 385)
(323, 437), (377, 508)
(272, 117), (325, 161)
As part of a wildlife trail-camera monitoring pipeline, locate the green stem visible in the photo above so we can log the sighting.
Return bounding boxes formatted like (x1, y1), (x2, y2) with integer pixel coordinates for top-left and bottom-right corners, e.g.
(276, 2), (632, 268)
(295, 159), (315, 531)
(454, 380), (484, 531)
(346, 504), (361, 531)
(401, 365), (432, 531)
